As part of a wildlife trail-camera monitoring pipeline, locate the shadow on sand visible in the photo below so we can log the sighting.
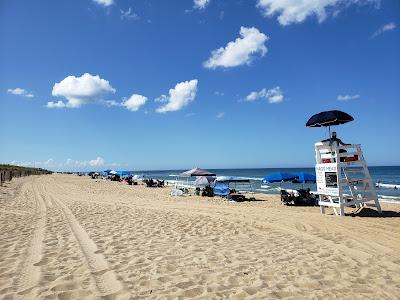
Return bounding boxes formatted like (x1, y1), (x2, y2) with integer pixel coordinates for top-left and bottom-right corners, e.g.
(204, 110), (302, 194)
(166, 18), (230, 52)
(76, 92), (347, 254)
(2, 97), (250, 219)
(349, 207), (400, 218)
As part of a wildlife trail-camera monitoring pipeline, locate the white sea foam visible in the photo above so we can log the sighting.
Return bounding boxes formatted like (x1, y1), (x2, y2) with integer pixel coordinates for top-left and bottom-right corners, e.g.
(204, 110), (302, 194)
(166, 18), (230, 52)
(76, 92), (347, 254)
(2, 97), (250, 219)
(245, 177), (264, 181)
(376, 183), (400, 189)
(378, 195), (400, 200)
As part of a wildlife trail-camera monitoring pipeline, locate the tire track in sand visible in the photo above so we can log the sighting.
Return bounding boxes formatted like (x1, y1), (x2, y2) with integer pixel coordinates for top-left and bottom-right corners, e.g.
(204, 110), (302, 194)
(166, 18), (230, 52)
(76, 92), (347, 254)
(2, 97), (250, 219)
(49, 194), (127, 298)
(14, 179), (47, 299)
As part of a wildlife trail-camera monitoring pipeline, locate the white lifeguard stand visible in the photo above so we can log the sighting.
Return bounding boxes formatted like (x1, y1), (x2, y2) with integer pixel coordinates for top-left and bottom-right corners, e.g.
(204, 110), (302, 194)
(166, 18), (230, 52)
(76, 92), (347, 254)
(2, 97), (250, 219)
(315, 142), (382, 216)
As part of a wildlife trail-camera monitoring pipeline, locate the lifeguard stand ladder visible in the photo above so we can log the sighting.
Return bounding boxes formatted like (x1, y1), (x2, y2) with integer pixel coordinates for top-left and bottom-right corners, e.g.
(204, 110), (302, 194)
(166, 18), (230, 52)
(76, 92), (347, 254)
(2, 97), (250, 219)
(315, 142), (382, 216)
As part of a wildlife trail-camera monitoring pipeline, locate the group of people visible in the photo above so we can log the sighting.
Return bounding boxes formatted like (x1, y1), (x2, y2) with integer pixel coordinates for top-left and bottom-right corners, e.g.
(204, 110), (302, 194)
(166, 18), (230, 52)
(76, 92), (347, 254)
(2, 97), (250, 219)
(195, 185), (214, 197)
(281, 188), (318, 206)
(144, 178), (165, 188)
(91, 173), (166, 188)
(104, 174), (138, 185)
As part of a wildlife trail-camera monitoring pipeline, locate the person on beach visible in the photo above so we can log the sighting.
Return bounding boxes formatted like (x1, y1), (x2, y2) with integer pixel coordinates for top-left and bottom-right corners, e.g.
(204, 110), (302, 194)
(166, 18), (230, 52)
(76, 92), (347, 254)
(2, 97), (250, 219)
(321, 131), (352, 162)
(322, 131), (350, 147)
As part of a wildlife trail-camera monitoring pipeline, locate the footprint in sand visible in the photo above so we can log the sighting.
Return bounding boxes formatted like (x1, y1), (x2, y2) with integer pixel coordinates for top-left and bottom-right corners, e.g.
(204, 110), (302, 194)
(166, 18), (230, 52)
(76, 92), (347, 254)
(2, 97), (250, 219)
(33, 257), (49, 266)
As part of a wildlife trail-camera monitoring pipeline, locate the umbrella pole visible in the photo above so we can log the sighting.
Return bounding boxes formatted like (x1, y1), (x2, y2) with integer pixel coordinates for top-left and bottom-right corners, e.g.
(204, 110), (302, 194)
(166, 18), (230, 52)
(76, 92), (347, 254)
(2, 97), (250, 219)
(328, 125), (334, 162)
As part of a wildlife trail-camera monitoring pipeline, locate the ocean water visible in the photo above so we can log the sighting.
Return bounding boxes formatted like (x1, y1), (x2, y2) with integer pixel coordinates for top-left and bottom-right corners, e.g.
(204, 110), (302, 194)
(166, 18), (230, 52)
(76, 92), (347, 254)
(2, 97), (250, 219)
(130, 166), (400, 201)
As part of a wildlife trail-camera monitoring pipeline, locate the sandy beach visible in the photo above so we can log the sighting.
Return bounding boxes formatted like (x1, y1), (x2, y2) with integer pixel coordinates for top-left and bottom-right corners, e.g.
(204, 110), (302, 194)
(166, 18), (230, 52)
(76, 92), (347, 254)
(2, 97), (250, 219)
(0, 174), (399, 299)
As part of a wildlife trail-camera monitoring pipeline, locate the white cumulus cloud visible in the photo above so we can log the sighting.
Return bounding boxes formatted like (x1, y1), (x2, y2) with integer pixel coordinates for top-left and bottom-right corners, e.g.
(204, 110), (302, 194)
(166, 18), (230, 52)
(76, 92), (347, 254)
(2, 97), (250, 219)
(257, 0), (379, 26)
(11, 158), (55, 168)
(154, 95), (168, 103)
(46, 100), (66, 108)
(371, 22), (396, 38)
(203, 27), (268, 69)
(7, 87), (34, 98)
(93, 0), (114, 7)
(337, 94), (360, 101)
(156, 80), (198, 113)
(122, 94), (148, 112)
(246, 86), (284, 103)
(194, 0), (210, 9)
(51, 73), (116, 108)
(89, 157), (105, 167)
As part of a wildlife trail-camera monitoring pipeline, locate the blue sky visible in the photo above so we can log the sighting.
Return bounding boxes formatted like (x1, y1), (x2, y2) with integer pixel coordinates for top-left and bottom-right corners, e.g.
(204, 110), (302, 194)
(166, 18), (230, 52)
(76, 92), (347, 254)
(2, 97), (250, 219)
(1, 0), (399, 171)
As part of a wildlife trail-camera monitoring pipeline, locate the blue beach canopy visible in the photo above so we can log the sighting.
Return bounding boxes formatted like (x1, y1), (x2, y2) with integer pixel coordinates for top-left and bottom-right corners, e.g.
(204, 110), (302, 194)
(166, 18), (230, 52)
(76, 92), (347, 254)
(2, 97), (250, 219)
(213, 181), (230, 196)
(116, 171), (129, 176)
(293, 173), (316, 183)
(262, 172), (297, 183)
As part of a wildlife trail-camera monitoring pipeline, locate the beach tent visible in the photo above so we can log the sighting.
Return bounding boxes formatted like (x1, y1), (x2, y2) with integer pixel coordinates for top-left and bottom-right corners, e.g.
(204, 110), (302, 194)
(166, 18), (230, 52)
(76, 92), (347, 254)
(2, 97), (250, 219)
(180, 168), (216, 177)
(216, 177), (254, 194)
(262, 173), (297, 183)
(213, 181), (229, 197)
(109, 170), (117, 175)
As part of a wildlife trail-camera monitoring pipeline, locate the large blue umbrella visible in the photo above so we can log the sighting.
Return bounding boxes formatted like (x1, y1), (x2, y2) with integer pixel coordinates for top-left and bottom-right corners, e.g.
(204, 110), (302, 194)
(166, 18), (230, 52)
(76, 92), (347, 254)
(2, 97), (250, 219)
(293, 173), (316, 183)
(262, 173), (297, 183)
(116, 171), (129, 176)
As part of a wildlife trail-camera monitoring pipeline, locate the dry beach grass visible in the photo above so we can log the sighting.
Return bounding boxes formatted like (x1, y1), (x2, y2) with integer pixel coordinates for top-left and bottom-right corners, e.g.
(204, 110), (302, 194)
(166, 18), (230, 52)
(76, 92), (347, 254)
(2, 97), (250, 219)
(0, 174), (399, 299)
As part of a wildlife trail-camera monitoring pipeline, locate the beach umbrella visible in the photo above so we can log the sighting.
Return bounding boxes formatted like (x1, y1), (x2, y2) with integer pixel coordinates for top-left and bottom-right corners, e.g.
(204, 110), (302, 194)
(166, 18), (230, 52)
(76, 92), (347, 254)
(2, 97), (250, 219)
(180, 167), (216, 177)
(306, 110), (354, 128)
(292, 173), (316, 183)
(194, 176), (215, 186)
(262, 172), (297, 183)
(306, 110), (354, 138)
(116, 171), (129, 176)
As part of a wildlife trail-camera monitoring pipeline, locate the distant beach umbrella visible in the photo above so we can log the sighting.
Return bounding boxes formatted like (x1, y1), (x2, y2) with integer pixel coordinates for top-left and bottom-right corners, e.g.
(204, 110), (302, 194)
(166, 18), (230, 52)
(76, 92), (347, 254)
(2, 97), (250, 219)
(306, 110), (354, 128)
(194, 176), (215, 186)
(180, 168), (216, 177)
(262, 173), (297, 183)
(116, 171), (129, 176)
(292, 173), (316, 183)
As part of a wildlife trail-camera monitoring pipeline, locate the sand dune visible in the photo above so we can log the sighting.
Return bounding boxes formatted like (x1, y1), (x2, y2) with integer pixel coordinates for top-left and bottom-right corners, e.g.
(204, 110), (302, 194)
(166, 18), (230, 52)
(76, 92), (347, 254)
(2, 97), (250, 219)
(0, 174), (399, 299)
